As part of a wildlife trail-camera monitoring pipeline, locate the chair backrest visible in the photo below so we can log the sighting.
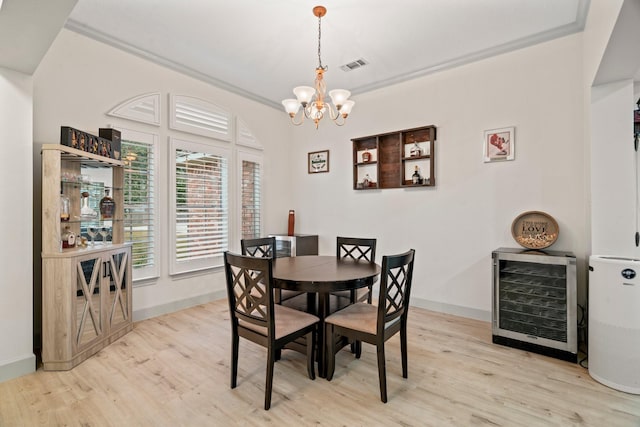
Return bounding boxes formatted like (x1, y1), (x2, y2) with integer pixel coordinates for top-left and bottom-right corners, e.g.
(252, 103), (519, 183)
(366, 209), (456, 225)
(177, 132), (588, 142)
(377, 249), (415, 329)
(241, 236), (276, 259)
(336, 236), (377, 262)
(224, 251), (275, 338)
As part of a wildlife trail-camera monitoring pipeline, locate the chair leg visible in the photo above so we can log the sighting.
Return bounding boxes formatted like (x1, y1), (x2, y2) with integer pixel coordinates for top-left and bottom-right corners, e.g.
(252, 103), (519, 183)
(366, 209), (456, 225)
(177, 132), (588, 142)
(350, 290), (358, 355)
(367, 285), (373, 304)
(401, 321), (408, 378)
(230, 333), (239, 389)
(376, 343), (387, 403)
(265, 348), (275, 410)
(306, 330), (316, 380)
(355, 340), (362, 359)
(326, 323), (336, 381)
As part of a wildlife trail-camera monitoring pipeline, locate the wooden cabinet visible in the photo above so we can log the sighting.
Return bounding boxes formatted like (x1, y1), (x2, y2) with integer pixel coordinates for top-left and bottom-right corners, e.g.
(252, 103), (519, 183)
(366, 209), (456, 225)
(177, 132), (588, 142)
(352, 125), (436, 190)
(41, 144), (133, 370)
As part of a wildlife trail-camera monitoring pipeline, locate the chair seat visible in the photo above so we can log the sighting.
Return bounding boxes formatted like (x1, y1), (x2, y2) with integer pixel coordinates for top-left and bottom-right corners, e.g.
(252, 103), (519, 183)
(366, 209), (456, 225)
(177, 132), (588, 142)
(241, 305), (319, 339)
(325, 302), (378, 335)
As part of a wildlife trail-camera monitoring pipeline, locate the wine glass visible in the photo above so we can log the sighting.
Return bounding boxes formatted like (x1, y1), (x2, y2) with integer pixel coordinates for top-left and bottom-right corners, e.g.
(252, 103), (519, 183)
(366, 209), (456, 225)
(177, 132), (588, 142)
(99, 227), (109, 244)
(87, 227), (98, 246)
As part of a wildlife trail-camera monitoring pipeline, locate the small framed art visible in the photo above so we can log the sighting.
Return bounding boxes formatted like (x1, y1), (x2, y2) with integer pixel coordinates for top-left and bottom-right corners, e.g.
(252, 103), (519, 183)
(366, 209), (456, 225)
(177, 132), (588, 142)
(308, 150), (329, 173)
(483, 127), (515, 162)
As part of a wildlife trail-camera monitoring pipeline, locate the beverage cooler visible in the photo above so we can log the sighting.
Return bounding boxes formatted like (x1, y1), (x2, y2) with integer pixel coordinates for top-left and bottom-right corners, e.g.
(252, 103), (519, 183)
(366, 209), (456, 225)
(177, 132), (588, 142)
(588, 256), (640, 394)
(269, 234), (318, 258)
(492, 248), (577, 362)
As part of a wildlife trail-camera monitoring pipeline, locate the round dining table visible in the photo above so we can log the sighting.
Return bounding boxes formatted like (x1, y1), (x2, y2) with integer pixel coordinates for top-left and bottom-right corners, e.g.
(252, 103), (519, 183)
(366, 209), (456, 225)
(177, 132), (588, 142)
(272, 255), (381, 377)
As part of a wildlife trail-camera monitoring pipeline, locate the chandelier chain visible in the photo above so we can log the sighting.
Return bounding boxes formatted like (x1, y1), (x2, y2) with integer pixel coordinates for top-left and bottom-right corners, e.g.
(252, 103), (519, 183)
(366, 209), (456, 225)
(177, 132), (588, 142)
(317, 13), (326, 71)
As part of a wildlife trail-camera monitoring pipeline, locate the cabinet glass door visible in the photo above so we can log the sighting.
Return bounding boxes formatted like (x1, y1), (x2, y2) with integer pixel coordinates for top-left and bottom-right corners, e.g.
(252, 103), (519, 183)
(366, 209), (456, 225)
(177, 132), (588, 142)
(107, 249), (129, 328)
(497, 260), (568, 343)
(76, 256), (102, 347)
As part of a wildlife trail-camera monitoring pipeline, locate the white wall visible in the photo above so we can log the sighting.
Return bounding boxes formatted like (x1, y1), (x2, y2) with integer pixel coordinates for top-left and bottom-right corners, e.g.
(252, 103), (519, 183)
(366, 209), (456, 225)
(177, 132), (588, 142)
(585, 0), (640, 257)
(0, 67), (36, 381)
(289, 34), (587, 320)
(591, 79), (637, 255)
(32, 29), (294, 319)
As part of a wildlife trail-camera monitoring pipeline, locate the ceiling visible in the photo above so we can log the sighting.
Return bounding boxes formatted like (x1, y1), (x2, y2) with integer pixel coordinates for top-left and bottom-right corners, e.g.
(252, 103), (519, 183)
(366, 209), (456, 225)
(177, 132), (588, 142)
(1, 1), (591, 110)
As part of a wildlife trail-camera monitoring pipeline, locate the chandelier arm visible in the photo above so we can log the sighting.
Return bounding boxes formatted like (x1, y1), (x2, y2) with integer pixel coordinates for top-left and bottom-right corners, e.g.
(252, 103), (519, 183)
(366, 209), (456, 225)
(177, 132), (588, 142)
(326, 103), (338, 121)
(290, 111), (305, 126)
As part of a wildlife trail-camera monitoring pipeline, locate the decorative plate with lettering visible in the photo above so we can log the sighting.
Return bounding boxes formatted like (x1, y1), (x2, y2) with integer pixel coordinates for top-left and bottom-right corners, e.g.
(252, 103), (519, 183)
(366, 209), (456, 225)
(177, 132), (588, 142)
(511, 211), (559, 249)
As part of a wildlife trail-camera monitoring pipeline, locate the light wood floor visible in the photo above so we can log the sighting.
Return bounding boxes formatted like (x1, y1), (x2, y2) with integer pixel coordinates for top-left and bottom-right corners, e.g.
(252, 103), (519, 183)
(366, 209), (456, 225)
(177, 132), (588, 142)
(1, 300), (639, 426)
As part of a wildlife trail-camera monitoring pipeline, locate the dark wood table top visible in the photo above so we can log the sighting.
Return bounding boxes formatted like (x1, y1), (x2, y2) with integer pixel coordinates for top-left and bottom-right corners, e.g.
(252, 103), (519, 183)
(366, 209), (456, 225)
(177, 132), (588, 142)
(272, 255), (380, 293)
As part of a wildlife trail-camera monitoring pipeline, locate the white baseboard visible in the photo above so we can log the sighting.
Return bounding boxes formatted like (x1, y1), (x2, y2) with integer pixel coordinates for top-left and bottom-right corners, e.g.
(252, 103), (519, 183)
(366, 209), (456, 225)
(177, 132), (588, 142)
(133, 290), (227, 322)
(411, 297), (491, 322)
(0, 354), (36, 383)
(133, 293), (490, 323)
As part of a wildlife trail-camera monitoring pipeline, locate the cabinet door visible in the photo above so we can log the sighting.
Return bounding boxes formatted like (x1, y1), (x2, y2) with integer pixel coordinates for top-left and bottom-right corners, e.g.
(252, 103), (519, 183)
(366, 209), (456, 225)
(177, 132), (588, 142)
(106, 248), (131, 330)
(75, 254), (103, 350)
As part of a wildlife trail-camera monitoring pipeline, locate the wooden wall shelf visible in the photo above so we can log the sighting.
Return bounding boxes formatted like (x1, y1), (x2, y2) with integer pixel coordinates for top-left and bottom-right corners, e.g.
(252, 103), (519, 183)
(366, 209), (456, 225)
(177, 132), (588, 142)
(352, 125), (437, 190)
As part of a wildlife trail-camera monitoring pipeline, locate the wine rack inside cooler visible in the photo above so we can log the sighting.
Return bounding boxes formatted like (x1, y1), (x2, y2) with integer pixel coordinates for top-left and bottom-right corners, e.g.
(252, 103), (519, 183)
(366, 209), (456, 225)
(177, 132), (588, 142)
(492, 248), (577, 362)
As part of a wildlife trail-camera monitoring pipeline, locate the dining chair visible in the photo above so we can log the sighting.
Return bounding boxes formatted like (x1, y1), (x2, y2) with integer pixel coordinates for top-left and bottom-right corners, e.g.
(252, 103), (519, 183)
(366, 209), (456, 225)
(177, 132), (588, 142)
(334, 236), (377, 305)
(241, 236), (303, 305)
(325, 249), (415, 403)
(223, 251), (319, 410)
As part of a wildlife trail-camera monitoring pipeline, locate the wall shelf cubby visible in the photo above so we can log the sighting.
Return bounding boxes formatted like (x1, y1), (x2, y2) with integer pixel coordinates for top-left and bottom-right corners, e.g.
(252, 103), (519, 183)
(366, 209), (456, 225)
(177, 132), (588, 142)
(352, 125), (436, 190)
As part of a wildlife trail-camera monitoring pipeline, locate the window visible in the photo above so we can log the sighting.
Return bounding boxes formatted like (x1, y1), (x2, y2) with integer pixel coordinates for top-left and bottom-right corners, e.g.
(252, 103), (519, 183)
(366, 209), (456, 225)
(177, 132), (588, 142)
(170, 138), (229, 274)
(121, 129), (159, 281)
(238, 151), (263, 240)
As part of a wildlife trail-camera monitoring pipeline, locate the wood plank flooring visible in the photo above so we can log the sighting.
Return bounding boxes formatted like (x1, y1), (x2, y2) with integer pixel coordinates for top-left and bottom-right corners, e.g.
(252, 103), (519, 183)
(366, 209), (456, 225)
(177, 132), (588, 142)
(1, 300), (639, 426)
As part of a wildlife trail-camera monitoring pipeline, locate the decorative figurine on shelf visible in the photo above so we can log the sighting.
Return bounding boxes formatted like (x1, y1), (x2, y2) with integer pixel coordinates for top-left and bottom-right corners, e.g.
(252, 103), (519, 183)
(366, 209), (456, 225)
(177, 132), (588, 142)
(362, 174), (371, 187)
(410, 141), (423, 158)
(362, 149), (371, 163)
(80, 191), (97, 219)
(412, 166), (422, 185)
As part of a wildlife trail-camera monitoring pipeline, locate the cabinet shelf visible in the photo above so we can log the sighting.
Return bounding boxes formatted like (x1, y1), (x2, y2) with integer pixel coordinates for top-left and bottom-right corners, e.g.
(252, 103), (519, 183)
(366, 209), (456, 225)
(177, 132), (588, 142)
(352, 125), (436, 190)
(402, 155), (431, 161)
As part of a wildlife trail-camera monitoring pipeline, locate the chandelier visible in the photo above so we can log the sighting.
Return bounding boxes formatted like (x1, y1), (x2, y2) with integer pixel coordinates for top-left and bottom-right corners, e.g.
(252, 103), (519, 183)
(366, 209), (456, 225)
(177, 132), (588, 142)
(282, 5), (355, 129)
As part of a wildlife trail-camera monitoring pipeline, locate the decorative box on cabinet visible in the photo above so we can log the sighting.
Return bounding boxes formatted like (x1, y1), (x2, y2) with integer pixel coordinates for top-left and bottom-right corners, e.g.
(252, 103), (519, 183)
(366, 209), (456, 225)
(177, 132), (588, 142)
(492, 248), (577, 362)
(41, 144), (133, 370)
(352, 125), (436, 190)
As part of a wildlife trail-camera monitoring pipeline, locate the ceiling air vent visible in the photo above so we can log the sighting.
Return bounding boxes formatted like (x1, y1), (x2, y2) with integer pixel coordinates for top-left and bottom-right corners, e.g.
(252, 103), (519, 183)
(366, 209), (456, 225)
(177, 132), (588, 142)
(340, 58), (368, 72)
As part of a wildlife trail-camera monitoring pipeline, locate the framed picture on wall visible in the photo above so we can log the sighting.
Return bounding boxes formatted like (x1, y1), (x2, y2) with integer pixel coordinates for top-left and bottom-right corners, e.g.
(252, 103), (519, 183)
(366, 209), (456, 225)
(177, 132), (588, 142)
(308, 150), (329, 173)
(483, 127), (515, 162)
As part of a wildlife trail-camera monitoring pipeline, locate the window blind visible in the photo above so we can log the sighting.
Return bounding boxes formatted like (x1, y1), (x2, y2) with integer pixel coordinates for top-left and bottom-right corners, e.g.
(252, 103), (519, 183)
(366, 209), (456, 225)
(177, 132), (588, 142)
(174, 146), (228, 270)
(122, 139), (156, 274)
(241, 159), (261, 239)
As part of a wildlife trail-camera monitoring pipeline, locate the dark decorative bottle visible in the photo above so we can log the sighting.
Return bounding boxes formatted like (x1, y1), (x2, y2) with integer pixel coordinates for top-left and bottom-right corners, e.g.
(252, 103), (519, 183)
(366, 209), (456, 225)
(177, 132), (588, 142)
(412, 166), (421, 185)
(99, 188), (115, 220)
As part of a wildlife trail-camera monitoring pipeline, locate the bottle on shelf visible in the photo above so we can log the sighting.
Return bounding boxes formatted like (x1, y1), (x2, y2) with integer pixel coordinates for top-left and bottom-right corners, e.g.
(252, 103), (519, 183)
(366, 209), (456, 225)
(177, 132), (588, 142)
(60, 192), (70, 222)
(80, 191), (97, 219)
(61, 226), (76, 249)
(412, 166), (422, 185)
(99, 188), (115, 220)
